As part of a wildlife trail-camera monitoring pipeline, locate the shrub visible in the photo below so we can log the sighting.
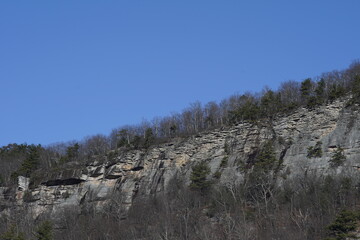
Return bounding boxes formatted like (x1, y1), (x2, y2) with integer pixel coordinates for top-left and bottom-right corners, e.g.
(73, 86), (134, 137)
(0, 224), (25, 240)
(329, 84), (346, 102)
(62, 191), (70, 199)
(329, 147), (346, 168)
(224, 141), (230, 155)
(0, 174), (3, 186)
(213, 171), (222, 179)
(35, 220), (53, 240)
(350, 76), (360, 103)
(131, 135), (142, 150)
(307, 141), (322, 158)
(23, 190), (35, 203)
(220, 156), (228, 168)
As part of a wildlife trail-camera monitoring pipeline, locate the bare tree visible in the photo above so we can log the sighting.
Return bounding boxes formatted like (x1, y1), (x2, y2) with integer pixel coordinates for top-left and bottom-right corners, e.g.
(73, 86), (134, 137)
(278, 80), (301, 106)
(82, 134), (110, 156)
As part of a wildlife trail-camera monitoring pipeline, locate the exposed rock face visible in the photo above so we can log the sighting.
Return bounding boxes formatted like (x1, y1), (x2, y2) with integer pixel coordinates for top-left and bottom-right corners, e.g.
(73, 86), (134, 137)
(17, 176), (29, 191)
(1, 99), (360, 219)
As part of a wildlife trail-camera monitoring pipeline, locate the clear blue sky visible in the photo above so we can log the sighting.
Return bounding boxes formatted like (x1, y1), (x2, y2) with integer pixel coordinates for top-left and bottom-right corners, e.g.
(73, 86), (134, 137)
(1, 1), (359, 146)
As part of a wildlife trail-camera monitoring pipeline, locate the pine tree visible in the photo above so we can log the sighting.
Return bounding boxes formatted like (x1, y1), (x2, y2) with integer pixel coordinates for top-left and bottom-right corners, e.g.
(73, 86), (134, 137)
(190, 161), (211, 192)
(18, 145), (41, 177)
(300, 78), (313, 102)
(326, 210), (359, 240)
(255, 141), (278, 172)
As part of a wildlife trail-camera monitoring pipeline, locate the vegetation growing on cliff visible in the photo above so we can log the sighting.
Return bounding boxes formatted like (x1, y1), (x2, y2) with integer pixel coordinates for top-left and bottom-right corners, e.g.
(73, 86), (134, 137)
(190, 161), (211, 193)
(0, 221), (53, 240)
(35, 221), (53, 240)
(254, 141), (279, 172)
(59, 143), (79, 164)
(307, 141), (323, 158)
(329, 147), (347, 168)
(0, 224), (25, 240)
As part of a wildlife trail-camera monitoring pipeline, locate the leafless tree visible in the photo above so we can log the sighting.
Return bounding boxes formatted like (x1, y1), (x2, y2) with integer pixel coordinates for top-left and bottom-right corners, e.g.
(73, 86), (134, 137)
(82, 134), (110, 156)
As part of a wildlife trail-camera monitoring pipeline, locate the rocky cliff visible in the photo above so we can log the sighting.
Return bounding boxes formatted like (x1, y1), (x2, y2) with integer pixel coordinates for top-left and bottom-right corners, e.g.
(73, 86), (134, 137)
(1, 98), (360, 220)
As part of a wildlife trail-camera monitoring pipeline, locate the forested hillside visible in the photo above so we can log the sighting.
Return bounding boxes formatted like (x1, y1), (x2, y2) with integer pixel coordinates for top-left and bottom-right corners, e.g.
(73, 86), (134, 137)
(1, 62), (360, 240)
(1, 61), (360, 186)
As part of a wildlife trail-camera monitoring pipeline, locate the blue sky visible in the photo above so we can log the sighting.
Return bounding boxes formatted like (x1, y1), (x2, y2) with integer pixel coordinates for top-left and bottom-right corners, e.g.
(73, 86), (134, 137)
(1, 1), (359, 146)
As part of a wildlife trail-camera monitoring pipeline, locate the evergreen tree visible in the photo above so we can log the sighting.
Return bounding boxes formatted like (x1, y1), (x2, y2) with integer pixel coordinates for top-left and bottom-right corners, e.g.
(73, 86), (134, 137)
(131, 135), (142, 150)
(300, 78), (313, 103)
(229, 96), (260, 123)
(307, 141), (322, 158)
(306, 96), (319, 109)
(144, 128), (155, 149)
(18, 144), (41, 177)
(117, 129), (130, 148)
(260, 90), (281, 118)
(329, 147), (346, 168)
(0, 224), (25, 240)
(254, 141), (278, 172)
(67, 143), (79, 159)
(190, 161), (211, 192)
(315, 78), (326, 101)
(35, 221), (53, 240)
(350, 75), (360, 104)
(59, 143), (79, 164)
(328, 84), (345, 102)
(169, 124), (177, 137)
(309, 78), (326, 107)
(326, 210), (359, 240)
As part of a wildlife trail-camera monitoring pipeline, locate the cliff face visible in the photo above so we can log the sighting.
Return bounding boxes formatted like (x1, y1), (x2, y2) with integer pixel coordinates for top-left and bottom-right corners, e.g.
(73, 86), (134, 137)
(1, 99), (360, 219)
